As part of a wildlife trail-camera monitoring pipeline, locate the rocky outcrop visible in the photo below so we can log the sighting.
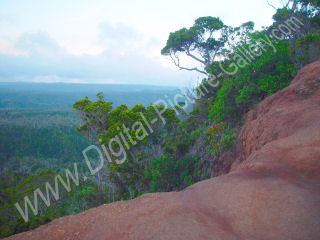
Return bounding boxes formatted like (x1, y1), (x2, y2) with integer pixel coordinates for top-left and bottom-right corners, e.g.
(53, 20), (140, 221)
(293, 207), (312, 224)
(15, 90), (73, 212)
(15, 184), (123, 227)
(7, 61), (320, 240)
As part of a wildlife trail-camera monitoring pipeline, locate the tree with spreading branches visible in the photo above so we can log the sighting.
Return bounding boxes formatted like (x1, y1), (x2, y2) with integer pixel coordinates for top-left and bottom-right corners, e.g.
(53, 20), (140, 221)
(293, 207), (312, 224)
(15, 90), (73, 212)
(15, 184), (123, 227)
(161, 17), (228, 76)
(267, 0), (319, 11)
(161, 17), (254, 78)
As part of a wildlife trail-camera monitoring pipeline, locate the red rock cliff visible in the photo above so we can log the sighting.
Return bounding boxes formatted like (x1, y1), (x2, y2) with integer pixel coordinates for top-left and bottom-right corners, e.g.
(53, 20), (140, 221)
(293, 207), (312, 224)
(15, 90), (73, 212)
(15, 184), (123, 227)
(7, 61), (320, 240)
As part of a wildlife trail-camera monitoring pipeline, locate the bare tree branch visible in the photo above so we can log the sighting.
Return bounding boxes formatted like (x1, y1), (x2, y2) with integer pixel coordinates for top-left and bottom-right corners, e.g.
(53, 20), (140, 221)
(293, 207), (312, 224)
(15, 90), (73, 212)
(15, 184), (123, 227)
(267, 0), (297, 10)
(291, 0), (298, 11)
(169, 53), (208, 75)
(267, 0), (278, 10)
(185, 50), (207, 65)
(284, 0), (291, 8)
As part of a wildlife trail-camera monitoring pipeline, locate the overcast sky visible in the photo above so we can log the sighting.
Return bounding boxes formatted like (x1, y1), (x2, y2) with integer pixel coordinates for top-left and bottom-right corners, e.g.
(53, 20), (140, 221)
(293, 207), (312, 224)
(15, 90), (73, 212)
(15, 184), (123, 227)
(0, 0), (280, 86)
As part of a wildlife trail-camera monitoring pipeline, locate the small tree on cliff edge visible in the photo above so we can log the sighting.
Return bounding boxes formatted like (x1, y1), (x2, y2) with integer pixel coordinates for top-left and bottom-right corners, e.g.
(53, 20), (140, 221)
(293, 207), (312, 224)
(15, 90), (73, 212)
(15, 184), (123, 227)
(161, 16), (254, 78)
(161, 17), (228, 77)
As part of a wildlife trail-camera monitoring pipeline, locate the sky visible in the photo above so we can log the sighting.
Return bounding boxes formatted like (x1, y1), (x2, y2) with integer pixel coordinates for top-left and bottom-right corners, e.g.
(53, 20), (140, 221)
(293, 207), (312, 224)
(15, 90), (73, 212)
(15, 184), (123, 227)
(0, 0), (279, 86)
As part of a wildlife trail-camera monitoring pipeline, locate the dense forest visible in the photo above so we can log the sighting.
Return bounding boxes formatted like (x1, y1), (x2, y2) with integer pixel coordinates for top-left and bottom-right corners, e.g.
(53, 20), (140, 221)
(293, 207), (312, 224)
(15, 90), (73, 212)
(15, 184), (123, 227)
(0, 85), (181, 237)
(1, 0), (319, 238)
(73, 0), (319, 199)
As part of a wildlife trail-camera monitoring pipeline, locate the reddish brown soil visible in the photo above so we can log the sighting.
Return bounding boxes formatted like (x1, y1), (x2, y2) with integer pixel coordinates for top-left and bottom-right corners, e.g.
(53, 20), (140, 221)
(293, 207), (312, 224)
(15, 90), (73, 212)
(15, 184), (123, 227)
(6, 61), (320, 240)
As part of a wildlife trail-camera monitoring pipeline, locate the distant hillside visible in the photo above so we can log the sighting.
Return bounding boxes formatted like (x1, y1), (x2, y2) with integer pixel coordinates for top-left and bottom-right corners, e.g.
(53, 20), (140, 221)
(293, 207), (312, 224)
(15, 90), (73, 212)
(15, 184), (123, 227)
(0, 82), (180, 110)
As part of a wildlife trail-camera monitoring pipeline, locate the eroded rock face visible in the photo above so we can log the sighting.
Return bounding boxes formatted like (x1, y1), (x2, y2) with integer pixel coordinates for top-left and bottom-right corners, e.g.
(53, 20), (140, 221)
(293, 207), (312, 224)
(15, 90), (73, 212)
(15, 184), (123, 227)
(7, 61), (320, 240)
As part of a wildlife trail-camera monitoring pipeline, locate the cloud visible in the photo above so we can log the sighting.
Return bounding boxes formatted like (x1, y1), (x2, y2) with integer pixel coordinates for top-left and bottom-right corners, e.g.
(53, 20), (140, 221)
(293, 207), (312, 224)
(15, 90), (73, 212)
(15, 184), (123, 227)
(97, 21), (158, 59)
(0, 29), (196, 86)
(14, 30), (64, 57)
(98, 22), (143, 46)
(0, 14), (17, 24)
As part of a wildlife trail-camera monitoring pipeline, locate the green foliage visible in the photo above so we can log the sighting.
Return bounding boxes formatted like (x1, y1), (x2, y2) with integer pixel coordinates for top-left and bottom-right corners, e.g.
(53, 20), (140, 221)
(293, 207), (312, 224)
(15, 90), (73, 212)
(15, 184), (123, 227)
(293, 33), (320, 66)
(206, 123), (236, 158)
(161, 17), (256, 76)
(209, 80), (237, 122)
(269, 0), (320, 67)
(0, 169), (103, 238)
(72, 25), (298, 203)
(4, 8), (320, 238)
(145, 154), (200, 192)
(0, 109), (105, 238)
(73, 97), (180, 199)
(161, 16), (230, 75)
(209, 37), (295, 123)
(161, 17), (226, 57)
(0, 110), (91, 170)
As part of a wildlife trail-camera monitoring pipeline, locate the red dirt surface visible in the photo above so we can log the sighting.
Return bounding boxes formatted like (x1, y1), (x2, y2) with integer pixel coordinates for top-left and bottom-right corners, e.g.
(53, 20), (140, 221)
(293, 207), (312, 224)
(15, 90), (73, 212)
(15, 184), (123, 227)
(6, 61), (320, 240)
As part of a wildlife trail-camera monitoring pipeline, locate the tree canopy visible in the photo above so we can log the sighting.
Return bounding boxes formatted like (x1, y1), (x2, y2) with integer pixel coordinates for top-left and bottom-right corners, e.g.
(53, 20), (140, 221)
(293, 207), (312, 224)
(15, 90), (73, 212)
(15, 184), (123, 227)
(161, 17), (228, 75)
(161, 17), (254, 77)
